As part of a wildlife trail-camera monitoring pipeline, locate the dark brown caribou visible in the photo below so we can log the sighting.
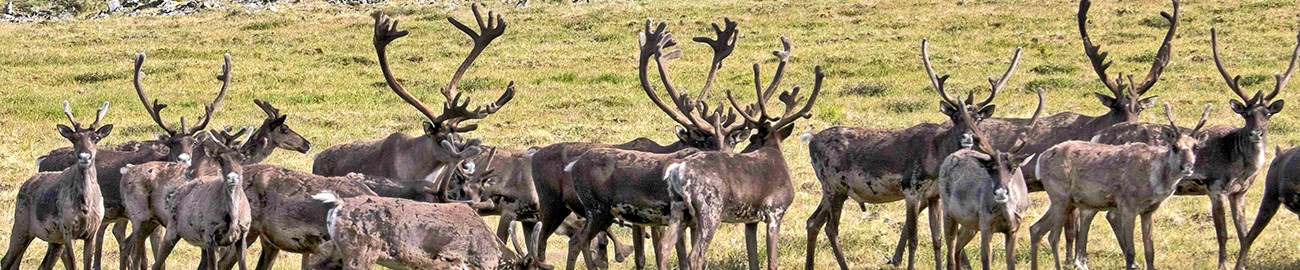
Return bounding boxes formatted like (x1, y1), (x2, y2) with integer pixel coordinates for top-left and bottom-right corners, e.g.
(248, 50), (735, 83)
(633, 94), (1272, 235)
(803, 39), (1019, 270)
(312, 5), (515, 203)
(1236, 145), (1300, 270)
(531, 18), (750, 269)
(1090, 27), (1294, 270)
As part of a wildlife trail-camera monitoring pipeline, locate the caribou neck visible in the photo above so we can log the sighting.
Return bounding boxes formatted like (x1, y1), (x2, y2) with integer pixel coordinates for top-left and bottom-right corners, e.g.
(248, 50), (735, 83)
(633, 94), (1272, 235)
(239, 131), (273, 165)
(67, 164), (99, 208)
(1226, 127), (1267, 171)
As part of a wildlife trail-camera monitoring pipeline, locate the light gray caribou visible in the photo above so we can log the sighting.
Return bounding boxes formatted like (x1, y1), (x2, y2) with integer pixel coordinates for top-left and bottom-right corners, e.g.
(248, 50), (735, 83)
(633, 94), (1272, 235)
(151, 134), (252, 270)
(236, 166), (382, 270)
(804, 39), (1020, 270)
(307, 193), (526, 270)
(939, 89), (1042, 270)
(1090, 27), (1295, 270)
(1029, 102), (1209, 270)
(2, 101), (112, 270)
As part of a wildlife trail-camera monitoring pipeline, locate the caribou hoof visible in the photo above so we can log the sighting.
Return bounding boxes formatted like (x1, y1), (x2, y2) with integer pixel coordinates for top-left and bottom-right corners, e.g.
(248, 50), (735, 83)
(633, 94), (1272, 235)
(885, 256), (902, 266)
(613, 244), (632, 263)
(532, 261), (556, 270)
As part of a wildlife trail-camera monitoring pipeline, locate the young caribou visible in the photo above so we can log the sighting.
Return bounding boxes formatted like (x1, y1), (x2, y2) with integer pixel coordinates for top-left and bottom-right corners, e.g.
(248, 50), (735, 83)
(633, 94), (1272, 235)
(804, 39), (1021, 270)
(939, 88), (1042, 270)
(2, 101), (112, 270)
(1029, 102), (1210, 270)
(151, 134), (252, 270)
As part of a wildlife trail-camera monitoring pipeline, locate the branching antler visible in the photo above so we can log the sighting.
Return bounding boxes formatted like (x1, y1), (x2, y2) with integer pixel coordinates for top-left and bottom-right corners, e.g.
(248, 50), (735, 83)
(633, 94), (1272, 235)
(639, 17), (755, 144)
(922, 39), (1020, 110)
(1213, 28), (1299, 106)
(729, 66), (822, 130)
(978, 47), (1023, 108)
(62, 101), (110, 130)
(921, 39), (957, 107)
(253, 99), (281, 119)
(372, 8), (515, 135)
(214, 126), (251, 147)
(132, 52), (229, 136)
(691, 18), (739, 104)
(1079, 0), (1178, 99)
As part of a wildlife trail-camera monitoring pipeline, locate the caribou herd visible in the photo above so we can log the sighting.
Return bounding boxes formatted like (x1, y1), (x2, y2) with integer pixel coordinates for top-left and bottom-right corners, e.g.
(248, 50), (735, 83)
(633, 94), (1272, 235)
(5, 0), (1300, 269)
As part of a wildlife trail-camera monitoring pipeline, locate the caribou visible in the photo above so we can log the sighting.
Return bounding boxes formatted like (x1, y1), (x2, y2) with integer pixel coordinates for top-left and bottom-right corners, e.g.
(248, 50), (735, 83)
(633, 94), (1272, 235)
(235, 168), (382, 270)
(1236, 145), (1300, 270)
(150, 133), (252, 270)
(307, 192), (527, 270)
(531, 18), (750, 269)
(1029, 102), (1209, 270)
(655, 64), (822, 270)
(2, 101), (111, 270)
(1086, 27), (1294, 269)
(312, 5), (515, 204)
(938, 89), (1042, 270)
(803, 39), (1020, 270)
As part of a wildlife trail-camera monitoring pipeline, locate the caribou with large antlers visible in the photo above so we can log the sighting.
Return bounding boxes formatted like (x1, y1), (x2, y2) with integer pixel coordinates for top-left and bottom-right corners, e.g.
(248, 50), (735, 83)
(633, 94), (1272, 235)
(1030, 102), (1209, 270)
(2, 101), (112, 270)
(530, 18), (749, 269)
(1089, 27), (1295, 269)
(312, 6), (513, 202)
(803, 39), (1020, 270)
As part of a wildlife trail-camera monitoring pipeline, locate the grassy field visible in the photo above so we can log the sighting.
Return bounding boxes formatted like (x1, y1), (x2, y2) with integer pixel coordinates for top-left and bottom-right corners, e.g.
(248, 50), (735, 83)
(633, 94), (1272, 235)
(2, 0), (1300, 269)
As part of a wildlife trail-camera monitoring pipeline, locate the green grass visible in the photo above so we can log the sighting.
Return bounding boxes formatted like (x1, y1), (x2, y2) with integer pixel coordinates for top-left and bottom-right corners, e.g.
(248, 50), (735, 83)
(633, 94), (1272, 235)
(2, 0), (1300, 269)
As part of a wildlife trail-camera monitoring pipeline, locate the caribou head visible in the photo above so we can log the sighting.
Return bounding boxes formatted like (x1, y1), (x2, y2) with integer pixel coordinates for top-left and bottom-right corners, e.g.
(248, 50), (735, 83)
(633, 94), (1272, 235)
(1079, 0), (1178, 123)
(1211, 28), (1296, 144)
(133, 52), (231, 166)
(247, 99), (311, 154)
(921, 39), (1022, 150)
(58, 100), (113, 168)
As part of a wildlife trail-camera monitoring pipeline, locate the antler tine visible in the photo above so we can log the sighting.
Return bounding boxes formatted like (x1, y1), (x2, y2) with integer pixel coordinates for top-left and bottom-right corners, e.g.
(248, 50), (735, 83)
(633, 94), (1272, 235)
(772, 66), (823, 129)
(691, 18), (739, 104)
(446, 3), (508, 98)
(751, 63), (774, 121)
(1079, 0), (1124, 97)
(90, 101), (110, 129)
(761, 36), (793, 103)
(1268, 29), (1300, 101)
(726, 89), (762, 124)
(1192, 103), (1212, 134)
(979, 47), (1023, 107)
(480, 146), (498, 173)
(638, 19), (700, 130)
(1011, 88), (1047, 154)
(1211, 29), (1251, 103)
(254, 99), (280, 118)
(439, 82), (517, 133)
(1133, 0), (1179, 96)
(62, 100), (81, 129)
(372, 11), (441, 127)
(1162, 101), (1179, 131)
(133, 52), (177, 135)
(922, 39), (957, 106)
(188, 53), (231, 134)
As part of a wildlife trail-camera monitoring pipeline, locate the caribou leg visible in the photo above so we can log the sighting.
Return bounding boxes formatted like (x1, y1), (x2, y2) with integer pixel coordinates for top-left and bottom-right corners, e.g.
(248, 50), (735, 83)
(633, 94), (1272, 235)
(534, 197), (572, 269)
(925, 198), (945, 270)
(765, 210), (785, 270)
(1140, 211), (1156, 270)
(688, 206), (721, 270)
(1236, 183), (1282, 270)
(566, 211), (614, 270)
(1029, 202), (1068, 270)
(745, 223), (760, 270)
(806, 191), (850, 270)
(0, 225), (33, 269)
(1074, 209), (1098, 270)
(254, 236), (280, 270)
(1106, 211), (1137, 269)
(1210, 192), (1231, 270)
(943, 213), (959, 270)
(1064, 208), (1078, 264)
(38, 242), (61, 270)
(60, 239), (76, 270)
(1006, 230), (1019, 270)
(1229, 191), (1250, 239)
(633, 225), (647, 270)
(980, 225), (993, 270)
(900, 199), (921, 270)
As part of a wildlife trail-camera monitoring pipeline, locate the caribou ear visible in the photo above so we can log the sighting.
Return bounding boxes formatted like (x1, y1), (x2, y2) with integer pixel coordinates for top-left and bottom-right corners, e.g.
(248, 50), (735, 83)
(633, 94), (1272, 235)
(57, 124), (76, 139)
(1094, 93), (1117, 107)
(95, 124), (114, 140)
(1230, 99), (1248, 114)
(1268, 100), (1285, 115)
(1137, 96), (1159, 110)
(269, 115), (287, 127)
(1013, 154), (1036, 168)
(423, 121), (438, 135)
(977, 105), (996, 120)
(777, 124), (797, 139)
(940, 101), (959, 116)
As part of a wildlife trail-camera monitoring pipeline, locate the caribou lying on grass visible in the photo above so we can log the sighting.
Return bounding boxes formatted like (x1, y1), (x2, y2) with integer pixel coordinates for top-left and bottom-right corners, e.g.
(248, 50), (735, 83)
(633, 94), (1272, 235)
(151, 133), (252, 270)
(308, 193), (526, 270)
(803, 39), (1020, 270)
(532, 18), (749, 269)
(312, 4), (515, 194)
(939, 89), (1042, 270)
(1029, 102), (1209, 270)
(1087, 27), (1294, 270)
(2, 101), (111, 270)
